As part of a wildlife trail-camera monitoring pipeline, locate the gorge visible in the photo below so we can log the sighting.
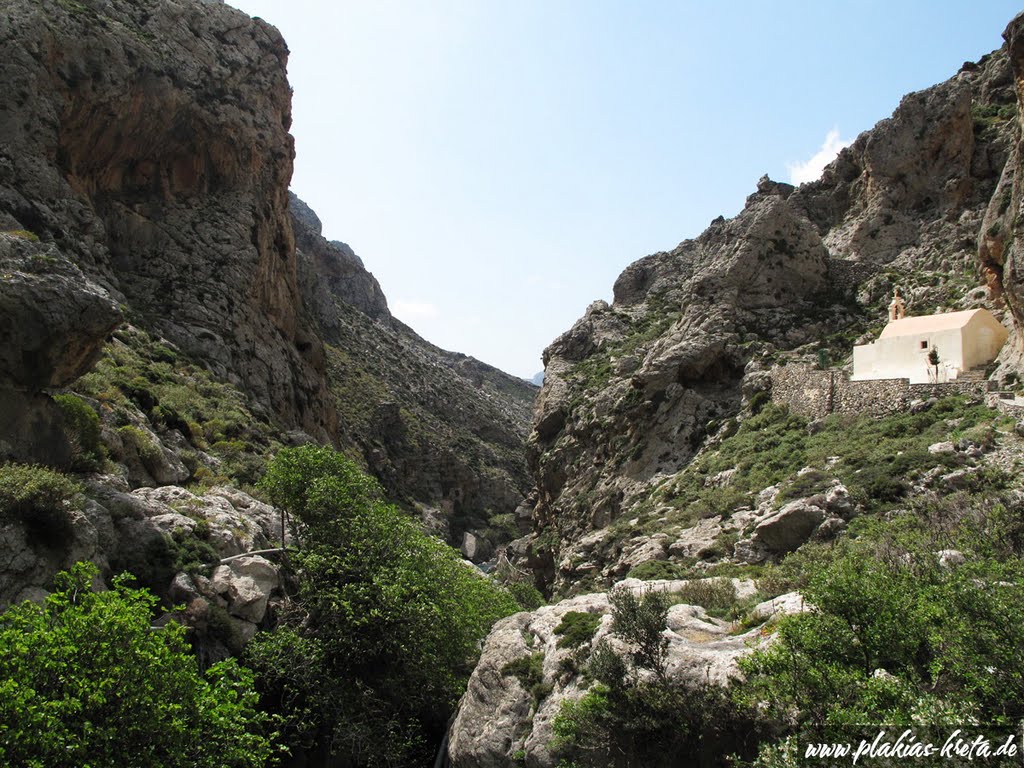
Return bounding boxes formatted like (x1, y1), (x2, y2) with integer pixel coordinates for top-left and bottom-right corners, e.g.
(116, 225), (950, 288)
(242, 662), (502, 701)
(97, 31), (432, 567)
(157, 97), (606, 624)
(2, 2), (1024, 767)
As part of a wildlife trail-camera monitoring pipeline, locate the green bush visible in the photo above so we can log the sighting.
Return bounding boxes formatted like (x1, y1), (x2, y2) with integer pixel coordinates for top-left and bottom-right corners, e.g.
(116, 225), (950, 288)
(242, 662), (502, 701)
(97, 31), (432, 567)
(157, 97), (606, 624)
(738, 522), (1024, 737)
(53, 393), (104, 471)
(0, 562), (275, 768)
(507, 580), (546, 611)
(609, 588), (671, 675)
(668, 578), (737, 616)
(502, 652), (553, 708)
(0, 462), (80, 546)
(117, 424), (161, 466)
(246, 445), (519, 768)
(555, 611), (603, 649)
(627, 560), (691, 581)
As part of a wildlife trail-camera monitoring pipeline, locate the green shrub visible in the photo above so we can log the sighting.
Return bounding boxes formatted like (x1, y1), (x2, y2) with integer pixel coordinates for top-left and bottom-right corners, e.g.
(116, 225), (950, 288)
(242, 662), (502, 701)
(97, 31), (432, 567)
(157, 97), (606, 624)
(117, 424), (161, 466)
(52, 394), (103, 471)
(775, 469), (828, 504)
(246, 445), (519, 768)
(668, 578), (737, 616)
(609, 588), (670, 675)
(0, 562), (275, 768)
(507, 580), (546, 611)
(0, 462), (80, 546)
(738, 523), (1024, 736)
(170, 527), (220, 577)
(502, 652), (552, 708)
(552, 587), (762, 767)
(627, 560), (691, 581)
(555, 611), (603, 649)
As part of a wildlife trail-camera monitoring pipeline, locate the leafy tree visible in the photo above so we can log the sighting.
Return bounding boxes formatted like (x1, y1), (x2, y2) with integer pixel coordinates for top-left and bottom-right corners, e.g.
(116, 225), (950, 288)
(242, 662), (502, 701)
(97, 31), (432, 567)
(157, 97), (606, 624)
(247, 445), (519, 768)
(0, 562), (275, 768)
(609, 587), (671, 677)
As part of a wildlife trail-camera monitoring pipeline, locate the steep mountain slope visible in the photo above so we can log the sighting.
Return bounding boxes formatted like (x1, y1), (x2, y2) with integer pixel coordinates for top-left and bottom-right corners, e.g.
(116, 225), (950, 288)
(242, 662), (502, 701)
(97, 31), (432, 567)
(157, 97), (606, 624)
(293, 196), (536, 548)
(0, 0), (535, 610)
(0, 0), (336, 442)
(525, 36), (1022, 594)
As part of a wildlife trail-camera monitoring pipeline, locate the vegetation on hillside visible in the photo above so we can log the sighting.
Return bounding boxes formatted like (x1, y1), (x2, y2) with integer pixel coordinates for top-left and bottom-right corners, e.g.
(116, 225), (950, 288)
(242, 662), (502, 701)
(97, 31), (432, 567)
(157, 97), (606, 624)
(245, 445), (520, 768)
(550, 490), (1024, 768)
(611, 395), (1014, 575)
(72, 324), (283, 488)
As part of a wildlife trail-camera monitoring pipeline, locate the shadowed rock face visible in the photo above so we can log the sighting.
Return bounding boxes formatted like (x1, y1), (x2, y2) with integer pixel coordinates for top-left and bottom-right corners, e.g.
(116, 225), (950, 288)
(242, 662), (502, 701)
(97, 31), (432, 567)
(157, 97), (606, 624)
(991, 14), (1024, 346)
(0, 233), (121, 467)
(527, 42), (1021, 594)
(0, 0), (335, 439)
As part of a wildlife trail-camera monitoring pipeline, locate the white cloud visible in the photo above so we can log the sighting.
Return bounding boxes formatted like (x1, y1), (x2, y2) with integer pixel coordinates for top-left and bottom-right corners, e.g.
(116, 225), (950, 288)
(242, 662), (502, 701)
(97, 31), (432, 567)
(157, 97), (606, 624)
(392, 299), (440, 322)
(787, 128), (851, 185)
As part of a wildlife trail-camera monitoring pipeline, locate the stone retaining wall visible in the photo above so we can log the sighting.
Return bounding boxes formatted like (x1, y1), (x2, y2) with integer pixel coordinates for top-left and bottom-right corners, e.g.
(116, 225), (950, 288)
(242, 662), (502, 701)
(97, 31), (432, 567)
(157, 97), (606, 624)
(826, 258), (880, 296)
(769, 364), (991, 419)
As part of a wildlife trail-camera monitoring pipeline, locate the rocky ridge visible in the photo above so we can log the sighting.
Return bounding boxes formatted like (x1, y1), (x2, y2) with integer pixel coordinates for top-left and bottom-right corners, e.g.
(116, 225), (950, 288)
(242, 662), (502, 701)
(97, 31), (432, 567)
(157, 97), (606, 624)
(522, 35), (1024, 595)
(293, 194), (537, 551)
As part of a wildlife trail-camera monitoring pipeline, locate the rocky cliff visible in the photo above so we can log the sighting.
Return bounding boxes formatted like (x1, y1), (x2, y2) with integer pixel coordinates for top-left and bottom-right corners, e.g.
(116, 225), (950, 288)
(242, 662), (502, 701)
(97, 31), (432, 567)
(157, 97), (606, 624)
(0, 0), (536, 612)
(0, 0), (336, 442)
(524, 34), (1022, 594)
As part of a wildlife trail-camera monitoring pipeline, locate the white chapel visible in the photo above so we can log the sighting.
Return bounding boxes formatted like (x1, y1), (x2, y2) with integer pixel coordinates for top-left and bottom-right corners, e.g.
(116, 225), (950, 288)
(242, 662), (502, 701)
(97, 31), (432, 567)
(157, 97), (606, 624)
(851, 291), (1008, 384)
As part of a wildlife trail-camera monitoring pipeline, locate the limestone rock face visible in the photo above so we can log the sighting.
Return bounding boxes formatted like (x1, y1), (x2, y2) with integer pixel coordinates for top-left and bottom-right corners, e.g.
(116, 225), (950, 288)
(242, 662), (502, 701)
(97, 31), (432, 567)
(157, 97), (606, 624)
(0, 233), (121, 466)
(527, 39), (1020, 595)
(993, 15), (1024, 344)
(448, 579), (806, 768)
(0, 0), (537, 605)
(0, 0), (336, 440)
(292, 192), (389, 322)
(529, 182), (836, 591)
(0, 482), (282, 611)
(0, 235), (121, 391)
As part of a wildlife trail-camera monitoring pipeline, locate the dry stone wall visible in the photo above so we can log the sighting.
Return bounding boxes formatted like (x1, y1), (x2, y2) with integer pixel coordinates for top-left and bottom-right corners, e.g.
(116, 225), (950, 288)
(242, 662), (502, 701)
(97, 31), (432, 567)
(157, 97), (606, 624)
(769, 364), (991, 419)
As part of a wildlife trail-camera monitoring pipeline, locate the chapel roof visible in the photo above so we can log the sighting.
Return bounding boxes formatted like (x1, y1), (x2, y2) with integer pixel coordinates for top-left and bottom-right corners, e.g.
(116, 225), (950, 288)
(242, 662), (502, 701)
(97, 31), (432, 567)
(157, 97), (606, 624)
(878, 309), (990, 339)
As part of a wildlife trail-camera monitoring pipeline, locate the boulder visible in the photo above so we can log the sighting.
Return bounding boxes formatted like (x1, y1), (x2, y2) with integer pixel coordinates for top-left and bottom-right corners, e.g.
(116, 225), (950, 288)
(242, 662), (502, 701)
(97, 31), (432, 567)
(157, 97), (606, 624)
(752, 499), (825, 554)
(209, 555), (279, 624)
(449, 579), (805, 768)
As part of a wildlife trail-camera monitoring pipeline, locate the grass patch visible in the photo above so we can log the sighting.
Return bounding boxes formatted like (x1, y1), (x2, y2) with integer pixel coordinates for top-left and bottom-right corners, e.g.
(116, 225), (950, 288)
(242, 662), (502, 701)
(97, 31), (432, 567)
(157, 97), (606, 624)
(71, 324), (279, 486)
(1, 229), (40, 242)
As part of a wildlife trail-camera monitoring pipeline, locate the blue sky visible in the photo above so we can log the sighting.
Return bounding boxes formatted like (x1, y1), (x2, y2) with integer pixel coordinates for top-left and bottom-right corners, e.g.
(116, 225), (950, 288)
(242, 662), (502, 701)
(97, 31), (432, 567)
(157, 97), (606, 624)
(230, 1), (1022, 379)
